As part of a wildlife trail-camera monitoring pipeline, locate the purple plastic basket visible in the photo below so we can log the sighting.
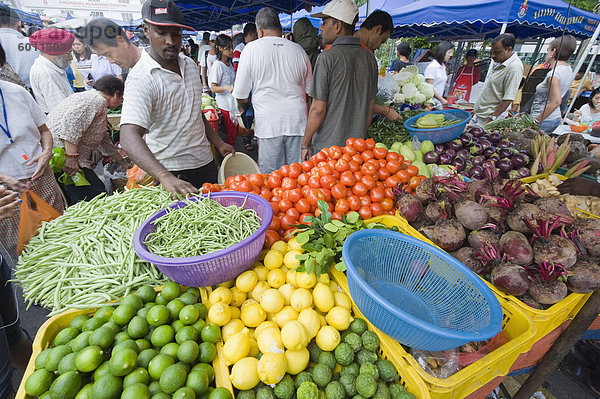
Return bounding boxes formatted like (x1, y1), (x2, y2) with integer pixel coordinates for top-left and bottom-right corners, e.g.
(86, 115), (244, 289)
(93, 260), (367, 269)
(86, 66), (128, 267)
(133, 192), (273, 287)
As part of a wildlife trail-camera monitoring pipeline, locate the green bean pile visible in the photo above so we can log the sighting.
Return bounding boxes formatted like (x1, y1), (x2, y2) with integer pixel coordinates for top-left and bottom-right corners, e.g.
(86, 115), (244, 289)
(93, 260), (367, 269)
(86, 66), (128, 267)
(15, 186), (173, 316)
(144, 196), (262, 258)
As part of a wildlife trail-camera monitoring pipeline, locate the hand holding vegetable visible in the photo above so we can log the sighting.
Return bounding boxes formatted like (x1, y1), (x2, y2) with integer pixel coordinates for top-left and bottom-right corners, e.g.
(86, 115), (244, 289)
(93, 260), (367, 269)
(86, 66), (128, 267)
(0, 187), (20, 221)
(157, 171), (199, 198)
(62, 156), (79, 177)
(384, 107), (400, 122)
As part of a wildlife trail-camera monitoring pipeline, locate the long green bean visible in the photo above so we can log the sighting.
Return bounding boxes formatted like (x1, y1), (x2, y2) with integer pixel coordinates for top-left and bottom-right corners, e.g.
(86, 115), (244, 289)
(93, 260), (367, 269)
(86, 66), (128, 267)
(14, 186), (173, 316)
(144, 195), (262, 258)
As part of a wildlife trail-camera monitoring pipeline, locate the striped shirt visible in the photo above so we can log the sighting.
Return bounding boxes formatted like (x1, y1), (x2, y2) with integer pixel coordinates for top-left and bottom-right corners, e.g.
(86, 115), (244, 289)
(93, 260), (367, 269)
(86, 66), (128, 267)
(120, 51), (213, 171)
(29, 55), (74, 114)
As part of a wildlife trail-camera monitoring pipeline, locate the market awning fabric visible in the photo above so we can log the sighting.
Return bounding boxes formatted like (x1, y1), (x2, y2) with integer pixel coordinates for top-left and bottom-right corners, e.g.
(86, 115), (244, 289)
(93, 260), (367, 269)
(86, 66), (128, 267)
(13, 8), (44, 26)
(389, 0), (600, 40)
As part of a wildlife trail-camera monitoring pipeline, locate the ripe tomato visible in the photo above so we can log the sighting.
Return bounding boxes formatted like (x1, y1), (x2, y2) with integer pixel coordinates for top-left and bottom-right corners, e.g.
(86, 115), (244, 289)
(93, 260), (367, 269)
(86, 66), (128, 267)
(365, 138), (376, 150)
(396, 170), (410, 184)
(358, 205), (372, 219)
(347, 195), (362, 211)
(385, 175), (401, 188)
(340, 171), (356, 187)
(360, 196), (371, 207)
(320, 175), (336, 190)
(306, 188), (323, 206)
(353, 138), (367, 152)
(286, 207), (301, 220)
(361, 162), (378, 177)
(319, 188), (332, 203)
(239, 180), (253, 192)
(271, 170), (283, 180)
(381, 197), (394, 211)
(361, 150), (375, 162)
(264, 229), (280, 248)
(248, 173), (264, 188)
(308, 176), (321, 188)
(331, 183), (348, 200)
(375, 181), (385, 190)
(281, 177), (297, 191)
(299, 213), (313, 223)
(289, 163), (302, 179)
(260, 189), (272, 201)
(283, 228), (297, 242)
(313, 151), (327, 163)
(384, 188), (394, 198)
(352, 182), (369, 196)
(345, 138), (355, 147)
(370, 203), (384, 216)
(280, 214), (297, 230)
(378, 159), (387, 168)
(301, 160), (314, 172)
(279, 198), (293, 212)
(269, 201), (279, 214)
(267, 175), (281, 189)
(280, 165), (290, 177)
(343, 145), (358, 156)
(407, 165), (419, 177)
(295, 198), (311, 213)
(409, 176), (422, 189)
(234, 175), (246, 183)
(270, 217), (281, 231)
(353, 171), (363, 182)
(335, 198), (350, 213)
(272, 187), (284, 198)
(335, 159), (350, 173)
(348, 161), (361, 172)
(386, 160), (401, 174)
(341, 153), (352, 162)
(330, 145), (343, 160)
(373, 147), (387, 159)
(331, 212), (342, 220)
(297, 173), (309, 186)
(378, 167), (391, 181)
(351, 154), (363, 164)
(201, 182), (212, 194)
(225, 176), (235, 187)
(287, 188), (302, 203)
(361, 175), (376, 190)
(369, 187), (385, 203)
(386, 151), (400, 162)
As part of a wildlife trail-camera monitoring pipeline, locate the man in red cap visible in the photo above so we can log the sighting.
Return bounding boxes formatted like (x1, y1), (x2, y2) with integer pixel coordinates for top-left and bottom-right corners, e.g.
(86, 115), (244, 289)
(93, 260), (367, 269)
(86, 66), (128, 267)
(28, 28), (75, 113)
(119, 0), (234, 197)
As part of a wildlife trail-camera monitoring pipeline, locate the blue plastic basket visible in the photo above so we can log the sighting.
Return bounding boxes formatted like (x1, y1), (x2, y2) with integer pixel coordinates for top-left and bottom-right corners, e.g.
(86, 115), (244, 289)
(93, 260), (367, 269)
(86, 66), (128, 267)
(342, 229), (502, 351)
(403, 109), (471, 144)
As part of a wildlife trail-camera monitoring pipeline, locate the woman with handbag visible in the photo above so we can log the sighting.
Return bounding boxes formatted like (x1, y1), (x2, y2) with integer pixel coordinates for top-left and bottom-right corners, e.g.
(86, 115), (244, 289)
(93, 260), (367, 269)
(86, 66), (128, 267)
(0, 43), (65, 260)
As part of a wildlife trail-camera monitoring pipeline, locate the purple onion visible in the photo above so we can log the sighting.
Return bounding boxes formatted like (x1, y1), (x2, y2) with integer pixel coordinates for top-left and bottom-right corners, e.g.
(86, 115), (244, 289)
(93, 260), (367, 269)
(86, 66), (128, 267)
(456, 148), (470, 159)
(452, 157), (466, 172)
(438, 152), (453, 165)
(488, 132), (502, 144)
(479, 139), (493, 149)
(497, 140), (511, 149)
(511, 153), (527, 169)
(472, 155), (486, 166)
(468, 125), (485, 137)
(519, 150), (530, 157)
(444, 148), (456, 158)
(483, 159), (497, 171)
(483, 147), (497, 158)
(460, 133), (473, 146)
(498, 148), (513, 159)
(448, 140), (463, 151)
(518, 167), (532, 177)
(497, 158), (513, 173)
(470, 142), (483, 155)
(434, 144), (446, 153)
(470, 165), (484, 179)
(423, 151), (439, 164)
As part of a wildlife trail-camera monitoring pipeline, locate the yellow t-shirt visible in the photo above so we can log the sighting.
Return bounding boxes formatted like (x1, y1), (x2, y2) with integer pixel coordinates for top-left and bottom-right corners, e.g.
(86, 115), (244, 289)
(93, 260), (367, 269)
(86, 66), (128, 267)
(70, 59), (85, 89)
(569, 77), (593, 99)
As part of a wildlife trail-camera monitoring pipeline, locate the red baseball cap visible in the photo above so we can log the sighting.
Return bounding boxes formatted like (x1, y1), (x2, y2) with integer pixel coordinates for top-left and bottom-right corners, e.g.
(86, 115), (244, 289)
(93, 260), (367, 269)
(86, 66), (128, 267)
(142, 0), (194, 31)
(29, 28), (74, 56)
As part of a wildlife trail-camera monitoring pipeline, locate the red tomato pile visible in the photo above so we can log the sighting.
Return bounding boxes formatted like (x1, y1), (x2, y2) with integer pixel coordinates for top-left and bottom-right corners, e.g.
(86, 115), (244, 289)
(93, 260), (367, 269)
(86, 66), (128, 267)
(201, 138), (426, 247)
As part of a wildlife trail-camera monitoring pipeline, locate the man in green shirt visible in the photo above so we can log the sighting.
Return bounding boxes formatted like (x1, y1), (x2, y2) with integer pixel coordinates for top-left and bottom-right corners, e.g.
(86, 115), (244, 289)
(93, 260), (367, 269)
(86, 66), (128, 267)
(473, 33), (523, 124)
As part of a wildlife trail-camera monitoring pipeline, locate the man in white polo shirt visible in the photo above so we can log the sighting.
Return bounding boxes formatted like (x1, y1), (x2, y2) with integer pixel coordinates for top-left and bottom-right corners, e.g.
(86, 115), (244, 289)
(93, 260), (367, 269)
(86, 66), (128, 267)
(120, 0), (234, 196)
(474, 33), (523, 124)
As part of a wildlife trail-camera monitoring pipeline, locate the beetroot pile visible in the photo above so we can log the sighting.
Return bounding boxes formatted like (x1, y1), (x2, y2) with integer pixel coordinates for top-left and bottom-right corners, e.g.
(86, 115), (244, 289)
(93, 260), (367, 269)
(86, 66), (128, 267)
(397, 170), (600, 309)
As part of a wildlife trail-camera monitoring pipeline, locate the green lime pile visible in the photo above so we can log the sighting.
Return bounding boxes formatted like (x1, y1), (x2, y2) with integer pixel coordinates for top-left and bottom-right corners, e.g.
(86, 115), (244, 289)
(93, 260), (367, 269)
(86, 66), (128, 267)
(236, 318), (416, 399)
(24, 282), (232, 399)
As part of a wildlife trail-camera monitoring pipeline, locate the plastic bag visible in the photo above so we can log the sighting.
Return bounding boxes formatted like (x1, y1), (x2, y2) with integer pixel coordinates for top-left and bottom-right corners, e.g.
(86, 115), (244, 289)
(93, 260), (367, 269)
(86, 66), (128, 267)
(410, 348), (461, 378)
(17, 190), (61, 254)
(49, 147), (90, 186)
(223, 93), (240, 125)
(377, 73), (400, 105)
(203, 107), (219, 122)
(456, 332), (509, 368)
(126, 164), (157, 189)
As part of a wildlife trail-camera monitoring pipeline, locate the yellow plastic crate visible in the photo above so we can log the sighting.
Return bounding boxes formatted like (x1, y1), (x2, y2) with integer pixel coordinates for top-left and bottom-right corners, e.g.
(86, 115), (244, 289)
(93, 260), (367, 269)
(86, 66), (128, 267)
(330, 262), (535, 399)
(214, 275), (431, 399)
(392, 200), (590, 339)
(16, 287), (210, 399)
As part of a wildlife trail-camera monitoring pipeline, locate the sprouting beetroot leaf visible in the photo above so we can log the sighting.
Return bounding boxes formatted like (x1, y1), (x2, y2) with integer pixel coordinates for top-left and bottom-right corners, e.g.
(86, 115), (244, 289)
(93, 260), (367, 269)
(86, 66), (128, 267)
(526, 261), (570, 305)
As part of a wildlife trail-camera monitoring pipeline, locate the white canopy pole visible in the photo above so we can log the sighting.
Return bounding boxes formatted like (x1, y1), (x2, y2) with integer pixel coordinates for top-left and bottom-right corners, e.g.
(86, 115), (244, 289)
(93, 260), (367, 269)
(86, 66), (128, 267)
(564, 22), (600, 117)
(485, 22), (507, 79)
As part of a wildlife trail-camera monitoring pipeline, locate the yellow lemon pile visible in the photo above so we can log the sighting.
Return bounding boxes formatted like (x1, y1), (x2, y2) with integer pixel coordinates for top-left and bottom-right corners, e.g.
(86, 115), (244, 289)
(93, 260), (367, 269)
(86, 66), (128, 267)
(212, 238), (353, 391)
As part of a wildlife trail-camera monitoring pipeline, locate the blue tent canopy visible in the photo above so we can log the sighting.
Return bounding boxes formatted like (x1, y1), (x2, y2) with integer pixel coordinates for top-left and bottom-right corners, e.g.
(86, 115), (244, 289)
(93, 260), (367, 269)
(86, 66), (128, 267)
(178, 0), (331, 31)
(390, 0), (600, 39)
(12, 8), (43, 26)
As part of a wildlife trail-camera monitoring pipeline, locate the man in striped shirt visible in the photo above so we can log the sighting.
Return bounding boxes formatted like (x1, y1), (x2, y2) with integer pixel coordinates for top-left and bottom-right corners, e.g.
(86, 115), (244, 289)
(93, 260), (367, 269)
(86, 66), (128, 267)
(119, 0), (234, 197)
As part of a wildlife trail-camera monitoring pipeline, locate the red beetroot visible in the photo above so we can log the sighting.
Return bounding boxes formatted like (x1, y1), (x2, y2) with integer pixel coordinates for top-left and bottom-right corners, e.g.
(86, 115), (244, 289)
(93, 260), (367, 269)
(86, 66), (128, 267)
(490, 262), (530, 296)
(397, 193), (423, 222)
(575, 218), (600, 257)
(455, 200), (488, 230)
(452, 247), (483, 273)
(535, 198), (572, 220)
(521, 293), (544, 310)
(466, 180), (494, 202)
(468, 230), (500, 252)
(567, 260), (600, 294)
(533, 236), (577, 269)
(415, 178), (436, 202)
(432, 218), (466, 251)
(528, 281), (568, 305)
(507, 203), (542, 233)
(419, 225), (435, 242)
(499, 231), (533, 266)
(425, 202), (445, 222)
